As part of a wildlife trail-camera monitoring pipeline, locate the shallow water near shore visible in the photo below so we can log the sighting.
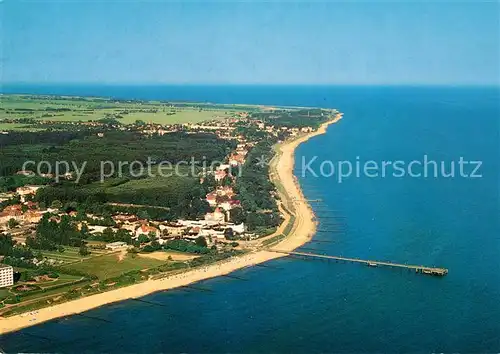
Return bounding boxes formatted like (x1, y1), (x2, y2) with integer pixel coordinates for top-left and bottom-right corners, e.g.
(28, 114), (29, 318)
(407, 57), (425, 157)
(2, 85), (499, 352)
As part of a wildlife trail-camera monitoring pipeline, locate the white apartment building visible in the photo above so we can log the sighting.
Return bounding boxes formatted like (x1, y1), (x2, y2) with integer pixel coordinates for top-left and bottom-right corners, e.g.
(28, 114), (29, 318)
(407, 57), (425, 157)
(0, 264), (14, 288)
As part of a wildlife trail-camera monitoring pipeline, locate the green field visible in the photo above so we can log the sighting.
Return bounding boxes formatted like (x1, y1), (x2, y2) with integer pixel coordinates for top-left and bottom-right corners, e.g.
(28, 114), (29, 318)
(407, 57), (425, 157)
(0, 94), (254, 129)
(36, 273), (84, 289)
(106, 173), (194, 193)
(0, 123), (43, 131)
(116, 108), (236, 125)
(0, 288), (10, 299)
(41, 246), (109, 265)
(0, 271), (86, 307)
(12, 273), (85, 301)
(0, 253), (167, 315)
(10, 107), (235, 125)
(62, 253), (166, 279)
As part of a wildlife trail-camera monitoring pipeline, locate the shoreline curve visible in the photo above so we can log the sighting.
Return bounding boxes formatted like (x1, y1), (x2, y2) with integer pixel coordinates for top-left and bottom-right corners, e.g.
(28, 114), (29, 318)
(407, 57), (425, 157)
(0, 113), (342, 335)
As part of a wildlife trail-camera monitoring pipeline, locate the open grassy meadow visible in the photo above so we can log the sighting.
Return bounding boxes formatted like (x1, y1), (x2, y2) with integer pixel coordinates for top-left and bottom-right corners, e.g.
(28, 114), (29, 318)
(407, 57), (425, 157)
(41, 246), (109, 265)
(62, 253), (166, 279)
(36, 274), (84, 289)
(105, 172), (195, 194)
(0, 94), (254, 129)
(0, 288), (10, 299)
(116, 107), (236, 125)
(0, 123), (43, 131)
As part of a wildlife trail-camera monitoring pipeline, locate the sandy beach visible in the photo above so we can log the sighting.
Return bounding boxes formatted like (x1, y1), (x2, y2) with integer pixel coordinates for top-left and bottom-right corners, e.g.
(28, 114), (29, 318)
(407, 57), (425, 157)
(0, 113), (342, 335)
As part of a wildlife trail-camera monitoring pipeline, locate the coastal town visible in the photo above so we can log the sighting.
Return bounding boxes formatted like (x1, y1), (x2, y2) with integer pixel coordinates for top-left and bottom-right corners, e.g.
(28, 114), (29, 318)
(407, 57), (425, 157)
(2, 2), (495, 351)
(0, 94), (340, 331)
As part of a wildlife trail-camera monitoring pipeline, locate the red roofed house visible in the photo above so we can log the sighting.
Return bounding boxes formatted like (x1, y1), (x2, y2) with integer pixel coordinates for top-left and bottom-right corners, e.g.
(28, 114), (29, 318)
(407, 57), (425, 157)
(229, 153), (246, 166)
(214, 170), (227, 182)
(113, 214), (138, 223)
(16, 170), (35, 177)
(204, 207), (225, 223)
(24, 211), (44, 223)
(0, 205), (23, 224)
(135, 224), (160, 239)
(206, 192), (217, 207)
(218, 186), (235, 198)
(16, 185), (42, 202)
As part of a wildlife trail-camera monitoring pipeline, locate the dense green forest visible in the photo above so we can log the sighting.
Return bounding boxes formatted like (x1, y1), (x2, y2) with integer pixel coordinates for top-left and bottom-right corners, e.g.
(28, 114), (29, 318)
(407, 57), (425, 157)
(0, 130), (235, 179)
(0, 130), (94, 148)
(0, 129), (233, 220)
(251, 109), (330, 128)
(34, 175), (210, 221)
(1, 97), (334, 234)
(0, 175), (51, 192)
(26, 214), (87, 250)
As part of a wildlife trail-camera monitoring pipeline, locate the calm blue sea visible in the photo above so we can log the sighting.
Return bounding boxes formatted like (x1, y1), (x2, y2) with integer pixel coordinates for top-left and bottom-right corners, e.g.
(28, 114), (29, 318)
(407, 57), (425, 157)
(1, 85), (499, 353)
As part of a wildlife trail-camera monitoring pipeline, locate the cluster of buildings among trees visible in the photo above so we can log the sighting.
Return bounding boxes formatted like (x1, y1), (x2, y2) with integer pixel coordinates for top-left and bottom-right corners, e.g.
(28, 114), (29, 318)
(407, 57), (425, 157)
(0, 96), (336, 300)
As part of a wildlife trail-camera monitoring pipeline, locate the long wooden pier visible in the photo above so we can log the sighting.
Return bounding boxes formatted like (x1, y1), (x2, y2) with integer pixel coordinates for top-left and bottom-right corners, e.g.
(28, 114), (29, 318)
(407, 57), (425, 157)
(293, 198), (323, 203)
(272, 250), (448, 276)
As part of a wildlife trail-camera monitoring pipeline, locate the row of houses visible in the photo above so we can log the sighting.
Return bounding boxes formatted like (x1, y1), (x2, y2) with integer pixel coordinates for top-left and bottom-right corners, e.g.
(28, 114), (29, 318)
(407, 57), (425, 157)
(0, 203), (48, 225)
(205, 185), (236, 206)
(228, 143), (249, 166)
(202, 138), (251, 228)
(86, 214), (247, 248)
(15, 185), (43, 202)
(16, 170), (73, 181)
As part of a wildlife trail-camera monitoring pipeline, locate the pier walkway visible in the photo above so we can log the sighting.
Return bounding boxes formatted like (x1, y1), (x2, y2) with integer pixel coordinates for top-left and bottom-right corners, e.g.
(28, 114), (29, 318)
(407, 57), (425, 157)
(272, 250), (448, 276)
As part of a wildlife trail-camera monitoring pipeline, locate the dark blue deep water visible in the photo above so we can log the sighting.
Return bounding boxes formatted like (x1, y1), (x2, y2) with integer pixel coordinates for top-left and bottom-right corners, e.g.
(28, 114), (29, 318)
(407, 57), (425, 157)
(1, 85), (499, 353)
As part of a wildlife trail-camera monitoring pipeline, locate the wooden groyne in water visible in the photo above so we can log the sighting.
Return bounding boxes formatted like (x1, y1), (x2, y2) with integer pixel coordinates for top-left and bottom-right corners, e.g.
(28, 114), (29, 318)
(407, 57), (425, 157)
(271, 250), (448, 276)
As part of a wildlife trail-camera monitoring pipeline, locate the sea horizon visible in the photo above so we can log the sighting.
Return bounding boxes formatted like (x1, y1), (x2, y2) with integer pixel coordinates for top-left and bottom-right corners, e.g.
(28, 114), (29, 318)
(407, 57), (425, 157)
(2, 84), (498, 109)
(3, 82), (498, 90)
(3, 1), (499, 351)
(2, 85), (499, 352)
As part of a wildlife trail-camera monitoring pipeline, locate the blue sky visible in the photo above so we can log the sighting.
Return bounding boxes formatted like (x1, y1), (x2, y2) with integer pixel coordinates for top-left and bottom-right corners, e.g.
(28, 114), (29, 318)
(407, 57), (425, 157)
(2, 1), (499, 85)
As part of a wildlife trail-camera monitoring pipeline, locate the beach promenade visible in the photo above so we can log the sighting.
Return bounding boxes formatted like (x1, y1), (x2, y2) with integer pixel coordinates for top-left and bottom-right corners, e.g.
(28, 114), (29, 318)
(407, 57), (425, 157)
(0, 114), (342, 335)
